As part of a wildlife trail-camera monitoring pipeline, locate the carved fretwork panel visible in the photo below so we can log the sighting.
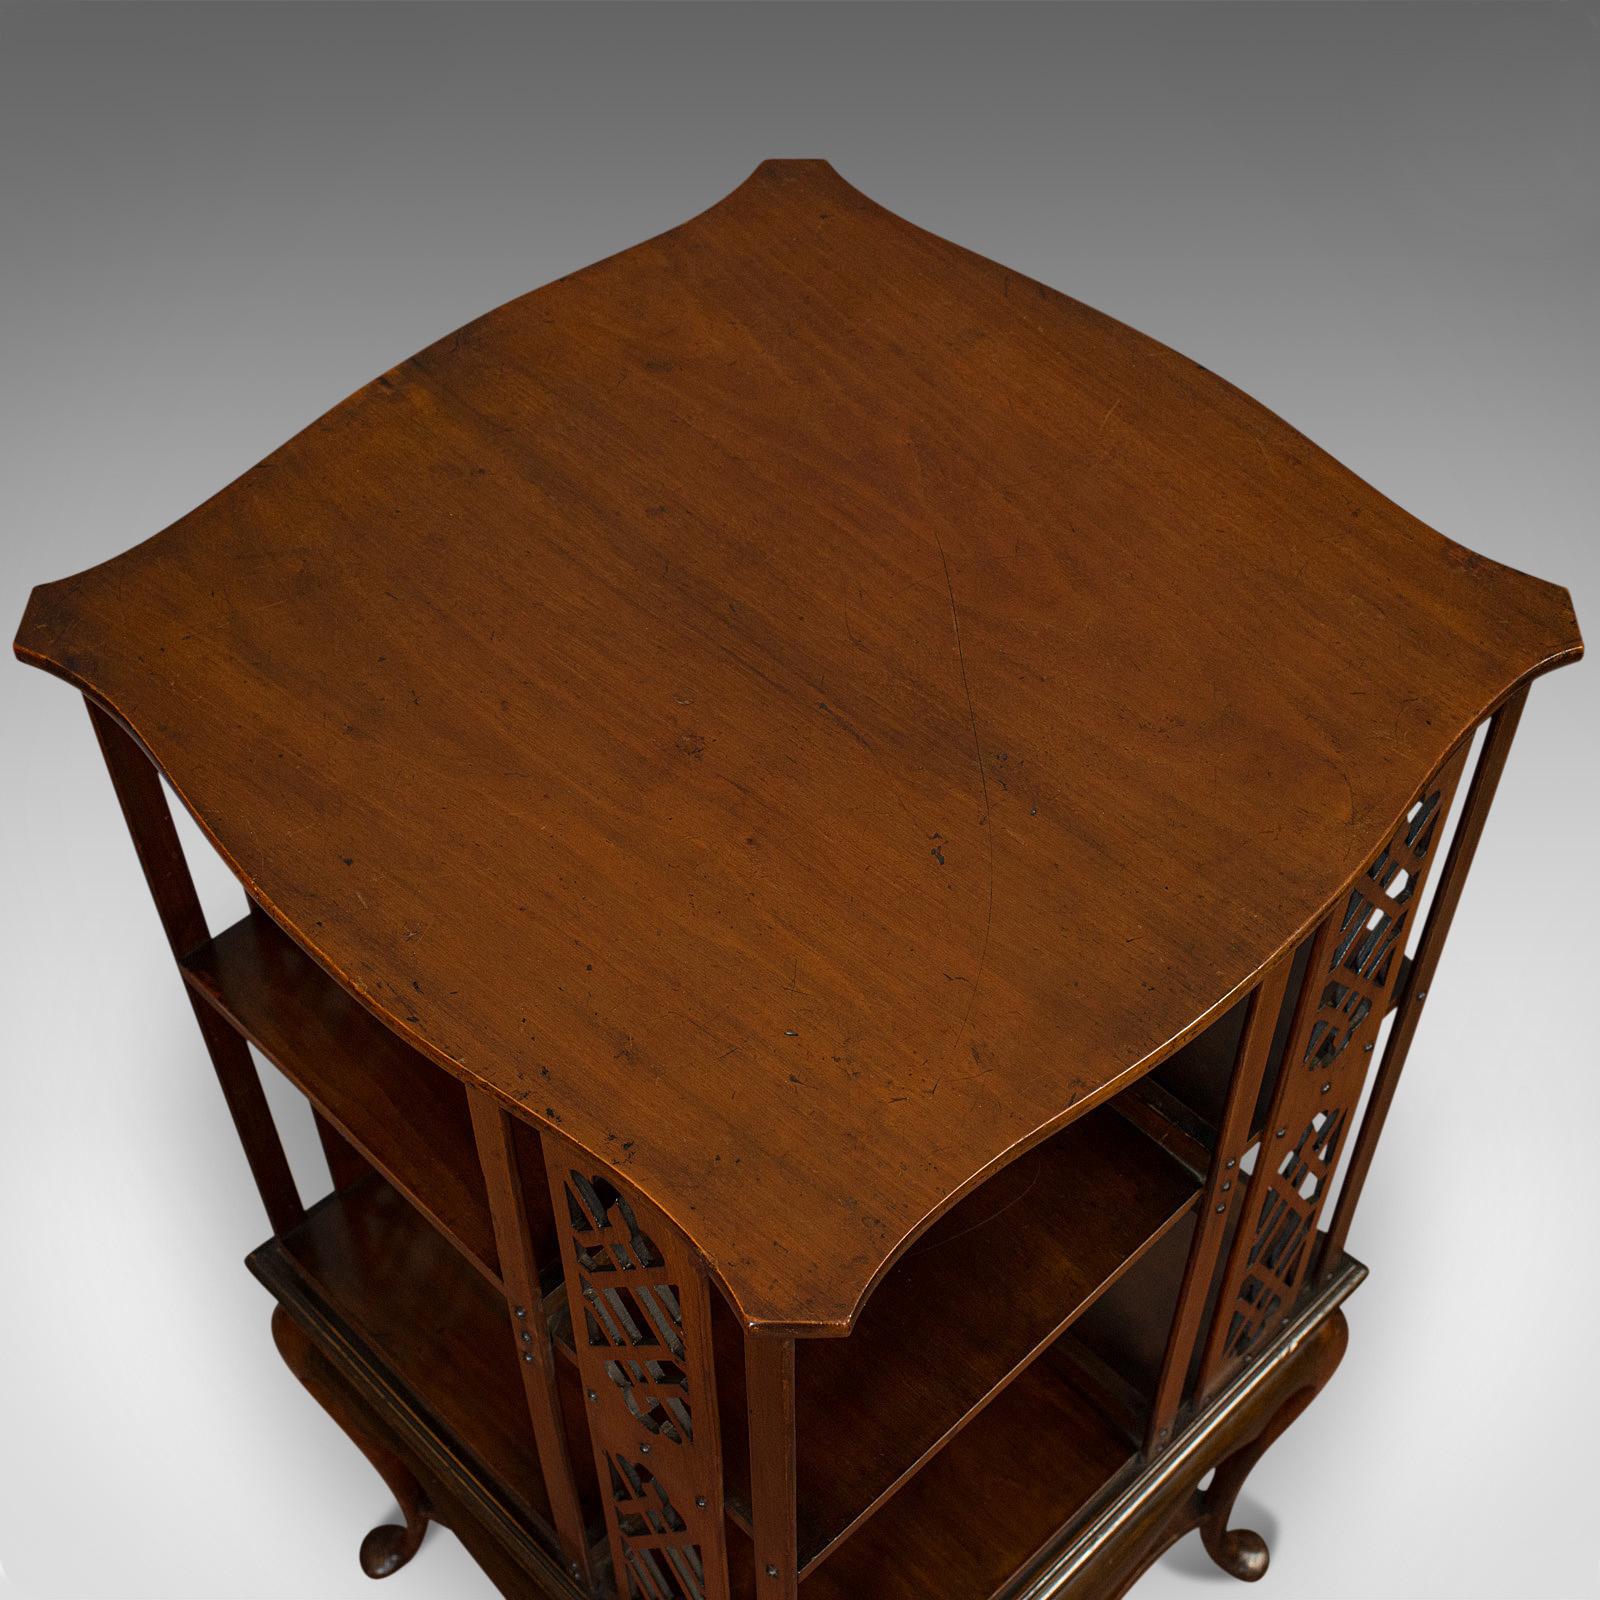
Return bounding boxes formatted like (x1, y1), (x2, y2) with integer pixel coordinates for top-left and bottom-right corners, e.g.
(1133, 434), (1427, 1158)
(1199, 745), (1469, 1385)
(543, 1147), (730, 1600)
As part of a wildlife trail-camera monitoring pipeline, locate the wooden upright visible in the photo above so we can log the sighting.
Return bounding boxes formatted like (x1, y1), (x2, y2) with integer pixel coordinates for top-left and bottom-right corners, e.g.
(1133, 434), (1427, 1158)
(14, 162), (1582, 1598)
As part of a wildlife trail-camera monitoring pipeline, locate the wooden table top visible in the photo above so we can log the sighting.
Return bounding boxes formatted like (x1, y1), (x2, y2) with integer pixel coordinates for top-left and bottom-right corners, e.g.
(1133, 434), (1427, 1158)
(16, 160), (1580, 1334)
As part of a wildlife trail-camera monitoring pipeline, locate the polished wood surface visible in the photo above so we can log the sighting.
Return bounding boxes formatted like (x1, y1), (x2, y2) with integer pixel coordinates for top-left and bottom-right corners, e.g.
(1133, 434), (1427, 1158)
(469, 1089), (594, 1584)
(799, 1344), (1135, 1600)
(259, 1174), (597, 1544)
(88, 700), (305, 1236)
(15, 159), (1582, 1333)
(183, 908), (501, 1281)
(783, 1108), (1195, 1572)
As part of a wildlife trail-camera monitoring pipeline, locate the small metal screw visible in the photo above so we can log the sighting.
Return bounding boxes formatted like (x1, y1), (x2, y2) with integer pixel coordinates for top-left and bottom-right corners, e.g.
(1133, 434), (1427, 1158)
(587, 1388), (598, 1402)
(1363, 1042), (1374, 1053)
(640, 1442), (651, 1455)
(522, 1352), (534, 1363)
(520, 1331), (532, 1343)
(1321, 1081), (1332, 1094)
(514, 1306), (526, 1319)
(1276, 1127), (1287, 1138)
(766, 1566), (780, 1579)
(695, 1496), (707, 1509)
(1416, 989), (1427, 1001)
(570, 1562), (583, 1578)
(1225, 1157), (1236, 1169)
(1215, 1202), (1226, 1213)
(1221, 1180), (1231, 1191)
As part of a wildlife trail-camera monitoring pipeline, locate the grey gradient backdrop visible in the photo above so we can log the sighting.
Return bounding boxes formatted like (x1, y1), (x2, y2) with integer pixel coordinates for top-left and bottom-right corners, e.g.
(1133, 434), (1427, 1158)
(2, 4), (1597, 1598)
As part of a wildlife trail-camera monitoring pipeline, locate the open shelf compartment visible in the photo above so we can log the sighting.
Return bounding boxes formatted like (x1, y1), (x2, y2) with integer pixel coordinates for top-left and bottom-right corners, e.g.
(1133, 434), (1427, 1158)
(717, 1105), (1199, 1578)
(183, 908), (501, 1283)
(249, 1173), (603, 1554)
(796, 1336), (1137, 1600)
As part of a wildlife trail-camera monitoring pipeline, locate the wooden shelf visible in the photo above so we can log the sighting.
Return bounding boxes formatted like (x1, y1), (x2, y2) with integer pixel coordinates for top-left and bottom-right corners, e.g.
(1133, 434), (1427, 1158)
(718, 1109), (1196, 1576)
(249, 1174), (599, 1546)
(1113, 934), (1319, 1174)
(183, 911), (500, 1283)
(797, 1343), (1134, 1600)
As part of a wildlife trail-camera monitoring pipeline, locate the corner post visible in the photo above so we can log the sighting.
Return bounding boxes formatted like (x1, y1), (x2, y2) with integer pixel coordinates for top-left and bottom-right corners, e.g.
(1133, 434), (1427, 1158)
(468, 1091), (594, 1588)
(746, 1332), (799, 1598)
(86, 697), (302, 1235)
(1196, 740), (1470, 1390)
(1146, 951), (1291, 1451)
(1320, 688), (1528, 1269)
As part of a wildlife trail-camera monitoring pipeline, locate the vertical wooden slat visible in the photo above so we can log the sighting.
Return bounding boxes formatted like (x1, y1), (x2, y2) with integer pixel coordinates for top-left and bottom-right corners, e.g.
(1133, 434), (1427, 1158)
(1145, 952), (1292, 1451)
(1195, 913), (1336, 1394)
(746, 1333), (799, 1599)
(313, 1110), (369, 1192)
(87, 698), (303, 1236)
(1196, 743), (1470, 1392)
(1320, 689), (1528, 1269)
(467, 1091), (593, 1588)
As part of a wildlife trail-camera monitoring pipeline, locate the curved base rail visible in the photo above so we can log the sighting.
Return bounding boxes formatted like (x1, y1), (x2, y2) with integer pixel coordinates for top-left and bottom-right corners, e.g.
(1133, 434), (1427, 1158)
(1005, 1255), (1363, 1600)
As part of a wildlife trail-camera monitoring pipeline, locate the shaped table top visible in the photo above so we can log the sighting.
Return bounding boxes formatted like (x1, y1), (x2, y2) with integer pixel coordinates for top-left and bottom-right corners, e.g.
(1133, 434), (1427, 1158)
(16, 160), (1581, 1333)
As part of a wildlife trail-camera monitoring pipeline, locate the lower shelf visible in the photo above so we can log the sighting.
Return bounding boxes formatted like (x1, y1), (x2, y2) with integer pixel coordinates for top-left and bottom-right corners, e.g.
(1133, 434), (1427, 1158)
(798, 1343), (1135, 1600)
(783, 1108), (1195, 1573)
(247, 1174), (1366, 1599)
(248, 1173), (600, 1557)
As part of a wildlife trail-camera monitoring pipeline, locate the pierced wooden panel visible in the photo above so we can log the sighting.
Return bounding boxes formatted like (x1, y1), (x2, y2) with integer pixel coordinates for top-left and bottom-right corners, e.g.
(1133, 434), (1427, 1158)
(608, 1452), (707, 1600)
(546, 1151), (730, 1600)
(1200, 745), (1469, 1382)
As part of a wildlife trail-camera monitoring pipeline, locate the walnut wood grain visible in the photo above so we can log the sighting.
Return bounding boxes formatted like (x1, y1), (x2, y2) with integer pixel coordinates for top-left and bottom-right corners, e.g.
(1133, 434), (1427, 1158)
(16, 159), (1582, 1334)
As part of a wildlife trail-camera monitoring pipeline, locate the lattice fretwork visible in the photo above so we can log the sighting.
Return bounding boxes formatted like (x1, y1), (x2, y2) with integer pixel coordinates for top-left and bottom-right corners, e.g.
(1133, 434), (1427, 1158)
(610, 1453), (706, 1600)
(1200, 747), (1468, 1380)
(544, 1150), (729, 1600)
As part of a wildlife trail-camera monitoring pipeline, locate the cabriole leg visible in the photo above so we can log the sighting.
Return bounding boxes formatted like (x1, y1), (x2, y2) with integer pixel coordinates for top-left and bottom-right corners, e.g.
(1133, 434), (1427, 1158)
(271, 1307), (433, 1579)
(1197, 1309), (1349, 1583)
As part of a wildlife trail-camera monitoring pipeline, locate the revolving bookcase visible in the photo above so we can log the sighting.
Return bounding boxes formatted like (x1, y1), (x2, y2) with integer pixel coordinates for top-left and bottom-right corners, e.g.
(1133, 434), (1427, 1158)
(14, 162), (1582, 1599)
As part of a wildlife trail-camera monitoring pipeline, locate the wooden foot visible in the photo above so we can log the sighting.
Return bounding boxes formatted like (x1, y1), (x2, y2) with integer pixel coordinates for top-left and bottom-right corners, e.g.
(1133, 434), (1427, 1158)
(359, 1520), (428, 1581)
(272, 1306), (434, 1579)
(1200, 1521), (1270, 1583)
(1196, 1308), (1350, 1584)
